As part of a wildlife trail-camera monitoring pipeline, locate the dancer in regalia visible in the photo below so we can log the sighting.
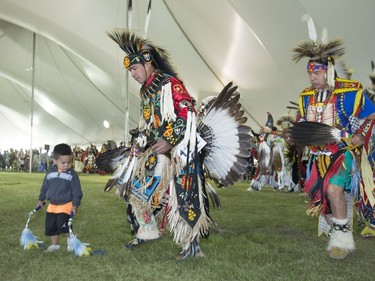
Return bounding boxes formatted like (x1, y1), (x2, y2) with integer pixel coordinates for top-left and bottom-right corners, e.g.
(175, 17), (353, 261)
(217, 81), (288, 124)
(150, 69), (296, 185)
(289, 16), (375, 259)
(104, 29), (252, 259)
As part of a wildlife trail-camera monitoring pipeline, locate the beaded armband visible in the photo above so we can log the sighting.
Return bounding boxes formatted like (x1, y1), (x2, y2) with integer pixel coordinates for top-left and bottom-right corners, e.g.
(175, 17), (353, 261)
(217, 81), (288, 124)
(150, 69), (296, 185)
(355, 119), (372, 138)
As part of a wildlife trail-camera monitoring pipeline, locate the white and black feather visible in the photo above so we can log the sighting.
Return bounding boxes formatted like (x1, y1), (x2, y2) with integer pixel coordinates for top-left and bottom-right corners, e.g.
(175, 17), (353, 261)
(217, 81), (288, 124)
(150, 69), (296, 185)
(287, 121), (341, 146)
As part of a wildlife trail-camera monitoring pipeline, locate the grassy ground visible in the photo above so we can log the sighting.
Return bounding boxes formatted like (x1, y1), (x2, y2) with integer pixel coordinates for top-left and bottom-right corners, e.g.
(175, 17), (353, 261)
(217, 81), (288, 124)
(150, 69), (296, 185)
(0, 172), (374, 281)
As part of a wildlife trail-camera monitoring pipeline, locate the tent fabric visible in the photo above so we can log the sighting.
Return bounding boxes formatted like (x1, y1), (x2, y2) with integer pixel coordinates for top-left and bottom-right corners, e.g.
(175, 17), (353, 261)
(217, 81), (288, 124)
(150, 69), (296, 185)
(0, 0), (374, 150)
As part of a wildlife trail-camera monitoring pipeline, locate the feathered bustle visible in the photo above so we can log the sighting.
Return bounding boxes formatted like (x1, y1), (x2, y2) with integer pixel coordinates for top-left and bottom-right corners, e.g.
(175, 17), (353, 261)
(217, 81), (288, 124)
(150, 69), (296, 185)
(199, 82), (252, 186)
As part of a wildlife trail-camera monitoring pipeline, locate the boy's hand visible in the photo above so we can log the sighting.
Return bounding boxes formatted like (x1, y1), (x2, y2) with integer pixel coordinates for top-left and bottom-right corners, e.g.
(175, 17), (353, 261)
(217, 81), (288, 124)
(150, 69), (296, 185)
(71, 206), (78, 215)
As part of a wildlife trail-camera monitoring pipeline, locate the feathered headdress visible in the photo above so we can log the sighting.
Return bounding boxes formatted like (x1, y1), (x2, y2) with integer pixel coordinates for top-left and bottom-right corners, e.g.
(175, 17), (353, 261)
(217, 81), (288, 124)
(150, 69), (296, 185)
(107, 29), (180, 79)
(276, 115), (294, 130)
(292, 15), (345, 88)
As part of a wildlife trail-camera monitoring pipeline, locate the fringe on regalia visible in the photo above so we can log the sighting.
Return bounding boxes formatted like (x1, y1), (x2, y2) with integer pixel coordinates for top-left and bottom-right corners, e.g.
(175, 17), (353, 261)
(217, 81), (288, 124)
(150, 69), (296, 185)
(304, 150), (345, 216)
(167, 110), (212, 251)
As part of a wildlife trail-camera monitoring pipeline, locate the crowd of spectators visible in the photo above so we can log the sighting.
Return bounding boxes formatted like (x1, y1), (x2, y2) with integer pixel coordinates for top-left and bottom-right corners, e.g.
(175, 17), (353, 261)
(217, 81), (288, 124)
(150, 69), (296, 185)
(0, 141), (120, 174)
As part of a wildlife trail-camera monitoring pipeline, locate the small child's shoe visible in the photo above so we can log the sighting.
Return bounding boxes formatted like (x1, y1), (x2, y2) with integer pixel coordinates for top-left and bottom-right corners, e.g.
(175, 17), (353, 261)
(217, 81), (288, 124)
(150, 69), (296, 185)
(44, 244), (61, 252)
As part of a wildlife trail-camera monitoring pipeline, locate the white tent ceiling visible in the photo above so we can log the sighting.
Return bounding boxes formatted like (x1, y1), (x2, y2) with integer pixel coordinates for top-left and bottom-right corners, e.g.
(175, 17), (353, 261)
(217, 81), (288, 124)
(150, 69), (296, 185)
(1, 0), (374, 151)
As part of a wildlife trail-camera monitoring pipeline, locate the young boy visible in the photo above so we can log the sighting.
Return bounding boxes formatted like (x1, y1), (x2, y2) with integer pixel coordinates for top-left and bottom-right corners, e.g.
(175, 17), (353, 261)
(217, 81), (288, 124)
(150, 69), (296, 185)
(37, 143), (83, 252)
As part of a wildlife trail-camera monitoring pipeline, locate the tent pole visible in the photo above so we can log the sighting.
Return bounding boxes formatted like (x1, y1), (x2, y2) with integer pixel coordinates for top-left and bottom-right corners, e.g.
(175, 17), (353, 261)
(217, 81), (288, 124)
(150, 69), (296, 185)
(123, 0), (132, 147)
(29, 32), (36, 173)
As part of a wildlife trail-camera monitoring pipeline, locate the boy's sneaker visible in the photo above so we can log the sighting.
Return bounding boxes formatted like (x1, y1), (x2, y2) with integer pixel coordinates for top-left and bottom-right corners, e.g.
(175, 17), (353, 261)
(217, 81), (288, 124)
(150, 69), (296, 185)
(44, 244), (61, 252)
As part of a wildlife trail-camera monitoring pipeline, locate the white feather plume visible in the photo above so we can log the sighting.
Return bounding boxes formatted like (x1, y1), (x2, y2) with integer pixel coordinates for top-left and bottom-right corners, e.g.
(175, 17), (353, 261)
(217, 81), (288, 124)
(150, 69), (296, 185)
(144, 0), (152, 38)
(127, 0), (133, 30)
(321, 27), (328, 44)
(302, 14), (317, 42)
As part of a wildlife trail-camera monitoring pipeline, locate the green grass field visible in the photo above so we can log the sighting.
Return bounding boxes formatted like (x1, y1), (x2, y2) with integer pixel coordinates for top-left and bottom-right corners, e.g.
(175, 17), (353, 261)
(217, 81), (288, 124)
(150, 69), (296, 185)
(0, 172), (373, 281)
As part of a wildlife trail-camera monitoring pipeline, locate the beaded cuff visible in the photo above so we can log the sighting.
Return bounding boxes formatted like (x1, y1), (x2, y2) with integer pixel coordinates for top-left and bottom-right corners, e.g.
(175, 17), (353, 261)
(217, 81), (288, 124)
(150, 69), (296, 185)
(355, 119), (372, 138)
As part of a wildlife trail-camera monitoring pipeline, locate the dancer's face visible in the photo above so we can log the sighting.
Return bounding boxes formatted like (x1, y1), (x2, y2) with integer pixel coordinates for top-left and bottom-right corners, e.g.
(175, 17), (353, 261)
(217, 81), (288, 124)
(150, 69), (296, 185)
(129, 63), (154, 84)
(308, 68), (327, 90)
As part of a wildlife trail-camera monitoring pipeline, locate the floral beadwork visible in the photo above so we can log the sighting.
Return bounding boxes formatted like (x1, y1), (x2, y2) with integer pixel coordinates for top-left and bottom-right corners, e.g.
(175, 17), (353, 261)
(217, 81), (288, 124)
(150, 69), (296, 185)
(145, 153), (157, 170)
(163, 123), (173, 137)
(152, 114), (161, 128)
(143, 104), (151, 120)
